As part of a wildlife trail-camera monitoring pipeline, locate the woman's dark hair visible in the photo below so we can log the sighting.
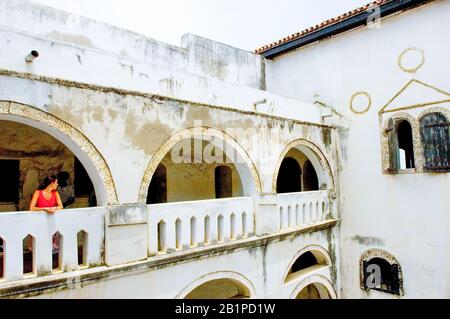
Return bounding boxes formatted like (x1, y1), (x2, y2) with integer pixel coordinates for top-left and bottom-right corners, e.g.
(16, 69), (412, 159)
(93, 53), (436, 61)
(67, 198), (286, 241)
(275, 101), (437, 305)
(38, 175), (58, 190)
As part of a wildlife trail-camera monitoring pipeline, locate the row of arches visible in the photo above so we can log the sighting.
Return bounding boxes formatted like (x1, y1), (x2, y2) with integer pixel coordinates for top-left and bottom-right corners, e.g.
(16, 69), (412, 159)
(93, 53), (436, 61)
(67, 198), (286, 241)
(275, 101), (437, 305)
(385, 110), (449, 173)
(179, 245), (335, 299)
(0, 102), (334, 211)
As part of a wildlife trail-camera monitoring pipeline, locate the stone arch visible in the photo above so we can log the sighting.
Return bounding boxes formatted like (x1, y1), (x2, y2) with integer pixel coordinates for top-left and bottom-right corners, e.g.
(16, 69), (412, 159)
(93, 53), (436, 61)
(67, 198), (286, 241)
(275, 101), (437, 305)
(0, 101), (118, 205)
(282, 244), (332, 284)
(273, 139), (335, 193)
(382, 112), (422, 173)
(176, 271), (257, 299)
(417, 106), (450, 122)
(360, 248), (403, 295)
(138, 127), (262, 202)
(290, 274), (337, 299)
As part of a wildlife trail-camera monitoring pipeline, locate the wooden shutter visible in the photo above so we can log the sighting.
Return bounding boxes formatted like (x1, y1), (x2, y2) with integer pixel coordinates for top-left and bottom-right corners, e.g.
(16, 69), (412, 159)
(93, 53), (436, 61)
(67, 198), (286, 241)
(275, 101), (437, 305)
(420, 113), (450, 172)
(391, 264), (400, 295)
(385, 118), (399, 174)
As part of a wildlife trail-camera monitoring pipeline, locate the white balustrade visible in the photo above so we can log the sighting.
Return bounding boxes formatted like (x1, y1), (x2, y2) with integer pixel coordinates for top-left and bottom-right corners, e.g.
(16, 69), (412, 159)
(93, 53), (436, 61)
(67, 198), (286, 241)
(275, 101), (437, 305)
(147, 197), (255, 256)
(0, 207), (105, 283)
(277, 191), (329, 231)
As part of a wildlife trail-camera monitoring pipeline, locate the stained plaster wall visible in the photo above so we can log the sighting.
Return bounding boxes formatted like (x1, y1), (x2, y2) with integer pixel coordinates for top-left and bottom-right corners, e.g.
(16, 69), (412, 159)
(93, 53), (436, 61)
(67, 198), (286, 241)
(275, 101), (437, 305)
(0, 0), (342, 299)
(0, 0), (322, 124)
(266, 0), (450, 298)
(0, 76), (336, 204)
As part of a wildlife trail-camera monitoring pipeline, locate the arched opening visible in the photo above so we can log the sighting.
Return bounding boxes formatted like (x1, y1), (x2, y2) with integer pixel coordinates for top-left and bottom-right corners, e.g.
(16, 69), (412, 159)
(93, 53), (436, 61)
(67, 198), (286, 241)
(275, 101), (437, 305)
(140, 128), (261, 203)
(397, 120), (415, 169)
(52, 231), (63, 271)
(146, 137), (252, 203)
(275, 142), (329, 193)
(276, 157), (302, 193)
(0, 120), (104, 211)
(303, 159), (319, 191)
(217, 215), (224, 242)
(420, 112), (449, 172)
(146, 164), (167, 204)
(23, 234), (35, 275)
(190, 217), (197, 247)
(175, 219), (182, 250)
(157, 221), (166, 253)
(204, 216), (211, 244)
(296, 283), (331, 299)
(77, 230), (88, 267)
(285, 248), (331, 283)
(184, 278), (251, 299)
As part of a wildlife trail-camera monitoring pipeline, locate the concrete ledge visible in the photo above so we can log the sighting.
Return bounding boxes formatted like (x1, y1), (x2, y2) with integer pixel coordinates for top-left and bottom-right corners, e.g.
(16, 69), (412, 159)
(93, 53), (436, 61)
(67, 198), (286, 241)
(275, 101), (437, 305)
(107, 204), (147, 226)
(0, 219), (339, 298)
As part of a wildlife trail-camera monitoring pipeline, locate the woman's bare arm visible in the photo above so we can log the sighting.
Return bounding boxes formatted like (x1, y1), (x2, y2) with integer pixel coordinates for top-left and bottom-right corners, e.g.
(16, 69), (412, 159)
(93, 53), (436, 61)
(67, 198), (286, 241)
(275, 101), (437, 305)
(54, 192), (63, 211)
(29, 191), (44, 212)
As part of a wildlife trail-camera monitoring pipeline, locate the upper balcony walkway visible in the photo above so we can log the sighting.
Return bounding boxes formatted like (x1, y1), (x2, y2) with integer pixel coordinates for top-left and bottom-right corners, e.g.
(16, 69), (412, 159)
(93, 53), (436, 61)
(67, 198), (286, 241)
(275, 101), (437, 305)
(0, 190), (338, 298)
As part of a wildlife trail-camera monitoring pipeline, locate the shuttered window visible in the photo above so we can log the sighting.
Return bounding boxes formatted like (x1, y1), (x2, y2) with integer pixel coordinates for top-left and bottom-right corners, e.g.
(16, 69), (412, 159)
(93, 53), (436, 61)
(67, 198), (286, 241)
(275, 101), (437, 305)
(362, 258), (402, 295)
(420, 113), (450, 172)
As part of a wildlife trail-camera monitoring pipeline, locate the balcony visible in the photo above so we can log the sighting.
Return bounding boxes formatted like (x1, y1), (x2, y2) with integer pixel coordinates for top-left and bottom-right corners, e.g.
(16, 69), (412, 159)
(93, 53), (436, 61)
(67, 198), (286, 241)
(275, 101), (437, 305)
(0, 207), (105, 283)
(148, 197), (255, 256)
(0, 191), (337, 295)
(277, 190), (330, 231)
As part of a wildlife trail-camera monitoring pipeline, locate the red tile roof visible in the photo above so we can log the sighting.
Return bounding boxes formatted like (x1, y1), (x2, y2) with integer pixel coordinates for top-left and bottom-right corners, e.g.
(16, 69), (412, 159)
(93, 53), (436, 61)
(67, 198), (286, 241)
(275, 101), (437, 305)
(254, 0), (392, 54)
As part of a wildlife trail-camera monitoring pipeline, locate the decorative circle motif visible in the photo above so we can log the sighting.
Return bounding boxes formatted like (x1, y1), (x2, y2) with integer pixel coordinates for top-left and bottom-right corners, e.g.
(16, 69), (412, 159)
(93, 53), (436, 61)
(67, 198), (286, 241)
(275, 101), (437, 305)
(398, 48), (425, 73)
(349, 91), (372, 114)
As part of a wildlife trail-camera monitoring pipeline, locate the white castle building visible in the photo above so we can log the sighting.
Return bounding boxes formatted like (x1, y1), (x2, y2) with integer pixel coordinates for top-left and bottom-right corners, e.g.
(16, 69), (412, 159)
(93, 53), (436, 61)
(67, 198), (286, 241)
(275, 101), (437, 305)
(0, 0), (448, 299)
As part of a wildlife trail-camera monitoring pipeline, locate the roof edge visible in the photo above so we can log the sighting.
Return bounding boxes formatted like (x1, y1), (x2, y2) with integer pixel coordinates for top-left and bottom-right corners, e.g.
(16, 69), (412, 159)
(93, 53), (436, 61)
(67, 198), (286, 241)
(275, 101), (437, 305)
(257, 0), (435, 59)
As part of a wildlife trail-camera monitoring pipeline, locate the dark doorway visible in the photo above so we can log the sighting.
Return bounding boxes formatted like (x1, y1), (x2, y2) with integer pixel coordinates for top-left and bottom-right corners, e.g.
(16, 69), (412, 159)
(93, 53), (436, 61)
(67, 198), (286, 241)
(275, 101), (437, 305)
(215, 166), (232, 198)
(74, 157), (94, 195)
(303, 159), (319, 191)
(0, 159), (19, 202)
(147, 164), (167, 204)
(276, 157), (301, 193)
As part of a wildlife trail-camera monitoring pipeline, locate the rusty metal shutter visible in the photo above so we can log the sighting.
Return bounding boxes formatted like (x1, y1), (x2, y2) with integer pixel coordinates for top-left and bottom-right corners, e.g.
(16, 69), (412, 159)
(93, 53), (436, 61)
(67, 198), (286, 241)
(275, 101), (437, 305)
(385, 118), (399, 174)
(420, 113), (450, 172)
(391, 264), (400, 295)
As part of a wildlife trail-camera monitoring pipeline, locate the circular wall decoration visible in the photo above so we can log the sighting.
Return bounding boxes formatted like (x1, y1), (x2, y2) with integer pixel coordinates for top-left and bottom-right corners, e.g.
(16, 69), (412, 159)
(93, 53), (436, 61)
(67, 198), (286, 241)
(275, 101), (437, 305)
(398, 48), (425, 73)
(349, 91), (372, 114)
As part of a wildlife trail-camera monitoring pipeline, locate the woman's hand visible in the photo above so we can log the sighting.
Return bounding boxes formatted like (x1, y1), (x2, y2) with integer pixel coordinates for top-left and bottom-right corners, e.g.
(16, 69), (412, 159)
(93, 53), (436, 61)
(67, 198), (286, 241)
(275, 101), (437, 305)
(44, 207), (58, 214)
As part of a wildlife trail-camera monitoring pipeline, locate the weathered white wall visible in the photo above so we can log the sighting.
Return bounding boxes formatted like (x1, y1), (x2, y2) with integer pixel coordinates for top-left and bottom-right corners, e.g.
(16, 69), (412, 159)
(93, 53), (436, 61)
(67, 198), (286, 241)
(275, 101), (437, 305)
(0, 0), (343, 299)
(0, 0), (322, 124)
(267, 0), (450, 298)
(0, 78), (335, 204)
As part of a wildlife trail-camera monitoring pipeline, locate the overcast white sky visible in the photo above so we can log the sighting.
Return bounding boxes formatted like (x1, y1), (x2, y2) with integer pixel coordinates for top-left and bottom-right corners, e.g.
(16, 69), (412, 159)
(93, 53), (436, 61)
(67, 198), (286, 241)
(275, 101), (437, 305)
(31, 0), (369, 51)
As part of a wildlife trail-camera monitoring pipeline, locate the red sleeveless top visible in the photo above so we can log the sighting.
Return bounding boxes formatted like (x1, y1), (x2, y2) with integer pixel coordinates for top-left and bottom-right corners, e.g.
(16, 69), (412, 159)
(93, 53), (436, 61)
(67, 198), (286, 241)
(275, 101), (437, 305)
(36, 190), (57, 208)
